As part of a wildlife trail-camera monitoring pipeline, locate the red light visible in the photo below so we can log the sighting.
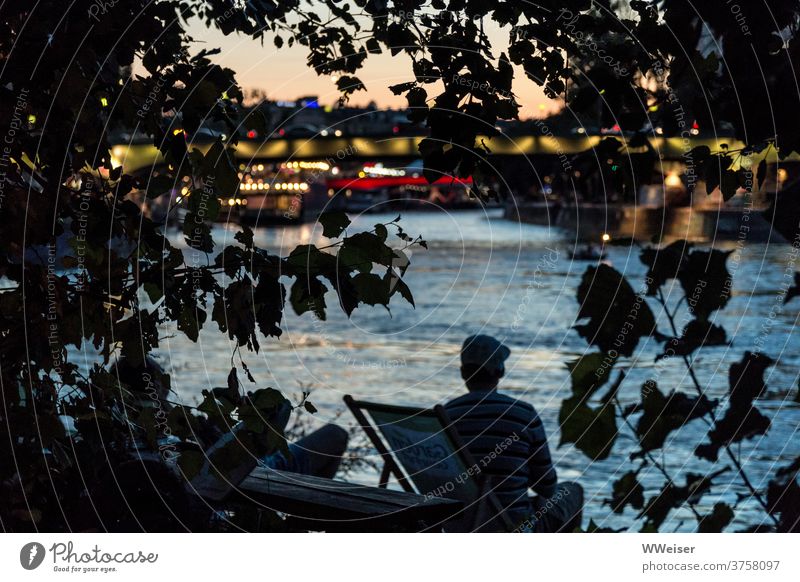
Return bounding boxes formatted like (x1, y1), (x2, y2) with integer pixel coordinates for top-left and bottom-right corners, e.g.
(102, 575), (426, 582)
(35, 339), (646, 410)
(692, 121), (699, 129)
(279, 129), (285, 136)
(612, 124), (621, 132)
(393, 126), (400, 134)
(247, 130), (257, 139)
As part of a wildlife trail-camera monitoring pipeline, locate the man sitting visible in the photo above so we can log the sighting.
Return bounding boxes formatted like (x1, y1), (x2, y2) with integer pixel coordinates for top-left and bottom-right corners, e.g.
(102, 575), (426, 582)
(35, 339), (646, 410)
(444, 334), (583, 532)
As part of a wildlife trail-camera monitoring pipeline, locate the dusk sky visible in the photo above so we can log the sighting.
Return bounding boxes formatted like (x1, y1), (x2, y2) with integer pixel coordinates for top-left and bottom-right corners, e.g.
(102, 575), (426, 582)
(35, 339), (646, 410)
(189, 17), (560, 117)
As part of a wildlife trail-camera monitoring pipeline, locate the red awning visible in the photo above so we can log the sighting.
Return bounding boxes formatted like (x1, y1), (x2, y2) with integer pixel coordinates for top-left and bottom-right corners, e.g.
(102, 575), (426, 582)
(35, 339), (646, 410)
(327, 175), (473, 191)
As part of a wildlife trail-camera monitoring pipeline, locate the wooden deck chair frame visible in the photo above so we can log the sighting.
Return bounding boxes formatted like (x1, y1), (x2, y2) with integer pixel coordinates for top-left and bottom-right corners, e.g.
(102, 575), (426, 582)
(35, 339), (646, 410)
(344, 394), (516, 532)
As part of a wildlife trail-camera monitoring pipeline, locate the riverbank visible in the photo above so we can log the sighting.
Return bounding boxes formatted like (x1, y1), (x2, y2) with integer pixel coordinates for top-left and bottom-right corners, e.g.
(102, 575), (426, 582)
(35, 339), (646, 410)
(505, 202), (782, 243)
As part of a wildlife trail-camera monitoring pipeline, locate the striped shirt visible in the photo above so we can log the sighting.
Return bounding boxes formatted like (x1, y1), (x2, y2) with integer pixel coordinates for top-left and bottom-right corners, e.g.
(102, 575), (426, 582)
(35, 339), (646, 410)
(444, 389), (557, 519)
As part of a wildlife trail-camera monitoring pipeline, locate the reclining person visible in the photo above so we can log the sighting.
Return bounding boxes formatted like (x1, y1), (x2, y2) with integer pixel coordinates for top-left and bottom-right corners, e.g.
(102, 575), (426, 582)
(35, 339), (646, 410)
(444, 334), (583, 532)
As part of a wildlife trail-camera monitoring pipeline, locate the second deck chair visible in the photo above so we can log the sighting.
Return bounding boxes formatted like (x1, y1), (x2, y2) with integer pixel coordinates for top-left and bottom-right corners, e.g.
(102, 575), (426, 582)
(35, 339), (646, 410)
(344, 395), (517, 532)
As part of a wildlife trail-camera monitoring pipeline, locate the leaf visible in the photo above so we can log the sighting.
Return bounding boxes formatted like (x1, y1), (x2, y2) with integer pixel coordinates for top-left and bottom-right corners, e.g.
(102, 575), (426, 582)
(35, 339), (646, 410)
(184, 218), (214, 253)
(638, 483), (683, 532)
(177, 305), (204, 342)
(393, 278), (415, 307)
(720, 169), (741, 201)
(290, 276), (328, 319)
(704, 154), (731, 196)
(559, 396), (617, 460)
(389, 82), (416, 95)
(365, 38), (382, 54)
(254, 274), (285, 338)
(608, 471), (645, 514)
(658, 319), (728, 359)
(319, 211), (351, 239)
(374, 223), (388, 241)
(729, 351), (774, 406)
(303, 401), (318, 414)
(765, 180), (800, 243)
(756, 159), (767, 190)
(226, 367), (241, 404)
(695, 352), (774, 461)
(336, 75), (365, 95)
(676, 249), (733, 319)
(566, 352), (615, 400)
(286, 244), (338, 275)
(352, 272), (390, 307)
(235, 226), (254, 250)
(187, 187), (221, 222)
(337, 232), (395, 272)
(146, 174), (176, 199)
(204, 139), (239, 197)
(697, 503), (734, 533)
(637, 472), (714, 532)
(574, 264), (659, 356)
(639, 240), (692, 296)
(636, 382), (717, 453)
(767, 469), (800, 532)
(143, 282), (163, 303)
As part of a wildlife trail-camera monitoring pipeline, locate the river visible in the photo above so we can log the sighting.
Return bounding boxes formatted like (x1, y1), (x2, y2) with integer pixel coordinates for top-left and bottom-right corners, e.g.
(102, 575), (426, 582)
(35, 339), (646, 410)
(163, 208), (800, 532)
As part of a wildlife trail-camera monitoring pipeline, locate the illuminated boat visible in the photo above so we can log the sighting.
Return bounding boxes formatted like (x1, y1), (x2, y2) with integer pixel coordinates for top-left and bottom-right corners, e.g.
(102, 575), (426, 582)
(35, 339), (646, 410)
(327, 162), (475, 212)
(237, 160), (344, 224)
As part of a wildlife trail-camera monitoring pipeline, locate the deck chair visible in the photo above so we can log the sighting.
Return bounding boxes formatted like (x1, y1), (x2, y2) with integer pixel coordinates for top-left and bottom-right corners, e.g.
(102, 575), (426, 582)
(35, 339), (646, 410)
(344, 395), (517, 532)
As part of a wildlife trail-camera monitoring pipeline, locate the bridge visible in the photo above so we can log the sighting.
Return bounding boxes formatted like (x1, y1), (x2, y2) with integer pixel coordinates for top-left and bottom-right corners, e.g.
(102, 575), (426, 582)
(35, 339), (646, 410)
(112, 134), (745, 174)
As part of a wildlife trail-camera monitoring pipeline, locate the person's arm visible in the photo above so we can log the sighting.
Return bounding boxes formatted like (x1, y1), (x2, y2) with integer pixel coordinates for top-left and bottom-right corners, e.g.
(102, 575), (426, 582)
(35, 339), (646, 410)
(526, 413), (558, 498)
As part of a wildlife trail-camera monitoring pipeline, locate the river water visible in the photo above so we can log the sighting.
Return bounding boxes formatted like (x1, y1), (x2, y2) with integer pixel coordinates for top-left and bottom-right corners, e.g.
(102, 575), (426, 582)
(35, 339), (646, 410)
(162, 208), (800, 532)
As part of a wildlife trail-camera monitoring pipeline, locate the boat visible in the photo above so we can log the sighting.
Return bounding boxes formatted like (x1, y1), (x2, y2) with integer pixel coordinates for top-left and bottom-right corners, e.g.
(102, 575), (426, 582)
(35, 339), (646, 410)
(237, 160), (344, 224)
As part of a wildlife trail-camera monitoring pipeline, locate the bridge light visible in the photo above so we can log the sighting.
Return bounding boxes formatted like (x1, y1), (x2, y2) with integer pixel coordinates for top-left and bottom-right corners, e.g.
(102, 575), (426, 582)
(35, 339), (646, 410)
(334, 129), (343, 137)
(665, 172), (683, 188)
(228, 198), (236, 206)
(601, 233), (611, 243)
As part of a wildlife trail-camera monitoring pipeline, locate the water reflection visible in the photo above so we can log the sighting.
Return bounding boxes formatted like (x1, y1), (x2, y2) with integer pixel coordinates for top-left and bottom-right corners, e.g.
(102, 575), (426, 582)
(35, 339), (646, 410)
(160, 208), (799, 531)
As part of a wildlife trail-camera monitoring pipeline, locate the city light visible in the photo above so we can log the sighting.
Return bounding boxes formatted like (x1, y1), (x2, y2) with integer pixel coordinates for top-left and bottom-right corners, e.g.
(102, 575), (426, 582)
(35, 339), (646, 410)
(664, 172), (683, 188)
(363, 163), (406, 177)
(281, 161), (330, 171)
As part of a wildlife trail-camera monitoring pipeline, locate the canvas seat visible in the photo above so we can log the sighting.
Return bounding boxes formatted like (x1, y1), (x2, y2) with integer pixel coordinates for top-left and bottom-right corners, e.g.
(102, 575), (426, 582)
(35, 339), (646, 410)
(344, 395), (516, 532)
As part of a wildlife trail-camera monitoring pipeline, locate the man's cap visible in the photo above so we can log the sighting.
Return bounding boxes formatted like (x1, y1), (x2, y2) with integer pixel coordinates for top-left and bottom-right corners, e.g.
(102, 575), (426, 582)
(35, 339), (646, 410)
(460, 334), (511, 376)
